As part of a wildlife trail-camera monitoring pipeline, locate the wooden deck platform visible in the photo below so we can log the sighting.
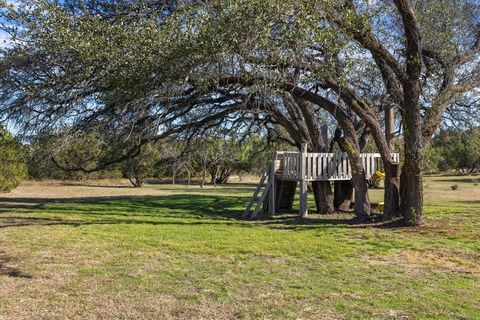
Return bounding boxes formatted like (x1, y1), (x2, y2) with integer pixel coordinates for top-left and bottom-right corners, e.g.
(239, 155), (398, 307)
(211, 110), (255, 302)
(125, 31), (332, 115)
(244, 148), (400, 219)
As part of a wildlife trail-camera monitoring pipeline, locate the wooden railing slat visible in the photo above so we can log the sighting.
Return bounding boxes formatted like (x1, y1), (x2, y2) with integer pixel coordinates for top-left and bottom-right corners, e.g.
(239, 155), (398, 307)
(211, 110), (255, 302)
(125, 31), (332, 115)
(274, 152), (399, 181)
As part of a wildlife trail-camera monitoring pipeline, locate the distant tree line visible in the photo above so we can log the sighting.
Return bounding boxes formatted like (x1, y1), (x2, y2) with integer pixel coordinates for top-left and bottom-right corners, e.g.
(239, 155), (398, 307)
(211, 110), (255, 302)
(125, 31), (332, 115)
(1, 127), (282, 189)
(0, 126), (27, 192)
(1, 125), (478, 192)
(423, 127), (480, 175)
(121, 134), (278, 187)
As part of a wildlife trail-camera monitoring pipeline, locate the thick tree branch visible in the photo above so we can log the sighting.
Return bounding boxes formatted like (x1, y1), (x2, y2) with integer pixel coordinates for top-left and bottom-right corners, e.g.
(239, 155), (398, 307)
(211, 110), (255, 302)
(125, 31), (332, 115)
(454, 32), (480, 66)
(393, 0), (422, 80)
(327, 5), (407, 83)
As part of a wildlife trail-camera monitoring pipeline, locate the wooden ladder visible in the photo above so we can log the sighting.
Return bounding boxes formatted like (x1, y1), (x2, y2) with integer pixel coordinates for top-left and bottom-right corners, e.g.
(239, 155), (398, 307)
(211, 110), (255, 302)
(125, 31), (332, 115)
(243, 166), (272, 219)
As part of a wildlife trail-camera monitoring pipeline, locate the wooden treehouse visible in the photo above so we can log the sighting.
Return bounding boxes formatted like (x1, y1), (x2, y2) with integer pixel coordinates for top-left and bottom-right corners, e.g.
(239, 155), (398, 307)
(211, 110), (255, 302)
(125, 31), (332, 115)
(244, 145), (400, 219)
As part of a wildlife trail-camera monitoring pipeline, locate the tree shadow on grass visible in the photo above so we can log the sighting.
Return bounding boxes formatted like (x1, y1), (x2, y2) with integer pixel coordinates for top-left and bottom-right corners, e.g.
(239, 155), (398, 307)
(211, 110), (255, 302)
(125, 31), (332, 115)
(60, 182), (133, 189)
(0, 251), (32, 278)
(254, 213), (408, 231)
(0, 192), (459, 231)
(0, 194), (253, 230)
(434, 177), (480, 184)
(0, 194), (246, 218)
(0, 193), (383, 231)
(0, 215), (254, 231)
(458, 200), (480, 205)
(59, 181), (258, 192)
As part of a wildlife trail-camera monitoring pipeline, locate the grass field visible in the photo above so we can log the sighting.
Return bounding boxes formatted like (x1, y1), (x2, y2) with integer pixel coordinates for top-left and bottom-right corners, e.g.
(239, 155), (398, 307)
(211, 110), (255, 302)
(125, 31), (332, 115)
(0, 176), (479, 319)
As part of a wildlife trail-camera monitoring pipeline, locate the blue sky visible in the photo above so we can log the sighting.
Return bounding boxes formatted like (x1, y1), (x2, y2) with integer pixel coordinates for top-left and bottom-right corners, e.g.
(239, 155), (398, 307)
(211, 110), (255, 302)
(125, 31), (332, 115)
(0, 0), (19, 48)
(0, 30), (11, 48)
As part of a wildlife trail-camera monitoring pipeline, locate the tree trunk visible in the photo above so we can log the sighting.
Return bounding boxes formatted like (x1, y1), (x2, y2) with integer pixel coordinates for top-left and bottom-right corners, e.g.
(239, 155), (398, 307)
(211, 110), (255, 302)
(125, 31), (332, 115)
(400, 77), (424, 226)
(383, 161), (401, 219)
(185, 167), (191, 187)
(211, 167), (219, 187)
(349, 154), (370, 218)
(312, 181), (334, 214)
(200, 164), (206, 188)
(172, 167), (177, 185)
(400, 146), (424, 226)
(334, 181), (354, 211)
(128, 176), (143, 188)
(329, 128), (371, 217)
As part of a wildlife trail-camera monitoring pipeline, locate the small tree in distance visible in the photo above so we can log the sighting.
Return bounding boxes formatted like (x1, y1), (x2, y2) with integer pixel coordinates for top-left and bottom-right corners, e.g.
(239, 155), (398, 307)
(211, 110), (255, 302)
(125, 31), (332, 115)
(123, 143), (161, 187)
(0, 126), (27, 192)
(434, 128), (480, 175)
(27, 131), (123, 180)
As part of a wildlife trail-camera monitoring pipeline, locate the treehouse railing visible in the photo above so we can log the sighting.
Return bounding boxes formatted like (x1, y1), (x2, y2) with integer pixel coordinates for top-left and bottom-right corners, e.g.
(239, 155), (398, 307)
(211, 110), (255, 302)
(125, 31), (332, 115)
(276, 152), (400, 181)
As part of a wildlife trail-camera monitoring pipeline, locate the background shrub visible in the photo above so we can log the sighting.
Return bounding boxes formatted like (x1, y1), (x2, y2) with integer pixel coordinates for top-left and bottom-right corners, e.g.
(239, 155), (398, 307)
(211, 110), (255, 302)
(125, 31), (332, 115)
(0, 127), (27, 192)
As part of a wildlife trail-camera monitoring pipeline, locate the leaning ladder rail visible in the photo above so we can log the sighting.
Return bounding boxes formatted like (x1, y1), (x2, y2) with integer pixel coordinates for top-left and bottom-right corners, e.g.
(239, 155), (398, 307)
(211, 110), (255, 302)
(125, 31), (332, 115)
(243, 167), (271, 219)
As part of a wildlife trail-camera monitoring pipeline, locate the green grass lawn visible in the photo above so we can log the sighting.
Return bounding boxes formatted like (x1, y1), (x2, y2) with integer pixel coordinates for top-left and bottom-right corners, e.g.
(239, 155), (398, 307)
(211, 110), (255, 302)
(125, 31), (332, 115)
(0, 176), (479, 319)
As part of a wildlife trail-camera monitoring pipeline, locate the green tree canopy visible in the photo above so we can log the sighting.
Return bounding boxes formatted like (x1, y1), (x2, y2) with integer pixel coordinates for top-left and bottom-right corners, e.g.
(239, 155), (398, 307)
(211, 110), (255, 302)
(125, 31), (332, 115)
(434, 127), (480, 174)
(0, 126), (27, 192)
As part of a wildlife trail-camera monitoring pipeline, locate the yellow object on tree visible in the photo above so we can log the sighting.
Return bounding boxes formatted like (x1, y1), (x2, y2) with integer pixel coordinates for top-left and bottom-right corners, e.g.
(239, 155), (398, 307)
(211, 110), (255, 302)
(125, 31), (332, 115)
(371, 171), (385, 181)
(375, 171), (385, 179)
(378, 202), (385, 212)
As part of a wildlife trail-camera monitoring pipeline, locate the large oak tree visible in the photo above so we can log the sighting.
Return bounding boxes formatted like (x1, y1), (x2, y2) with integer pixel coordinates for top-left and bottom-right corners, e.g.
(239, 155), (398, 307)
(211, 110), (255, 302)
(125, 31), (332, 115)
(1, 0), (479, 224)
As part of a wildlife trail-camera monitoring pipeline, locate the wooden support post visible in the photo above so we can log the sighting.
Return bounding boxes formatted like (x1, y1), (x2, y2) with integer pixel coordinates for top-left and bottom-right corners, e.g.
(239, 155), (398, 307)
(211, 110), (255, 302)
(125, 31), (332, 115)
(385, 105), (395, 151)
(299, 143), (308, 218)
(321, 125), (329, 151)
(269, 152), (277, 215)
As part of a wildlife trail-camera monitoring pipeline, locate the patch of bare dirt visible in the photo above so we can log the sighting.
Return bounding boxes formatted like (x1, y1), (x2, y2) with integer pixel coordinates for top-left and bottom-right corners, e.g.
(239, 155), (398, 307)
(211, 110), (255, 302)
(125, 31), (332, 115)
(367, 249), (479, 274)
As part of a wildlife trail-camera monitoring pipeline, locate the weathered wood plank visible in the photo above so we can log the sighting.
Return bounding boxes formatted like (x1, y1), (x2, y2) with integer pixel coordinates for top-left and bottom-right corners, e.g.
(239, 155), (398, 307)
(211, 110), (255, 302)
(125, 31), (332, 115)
(299, 144), (308, 217)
